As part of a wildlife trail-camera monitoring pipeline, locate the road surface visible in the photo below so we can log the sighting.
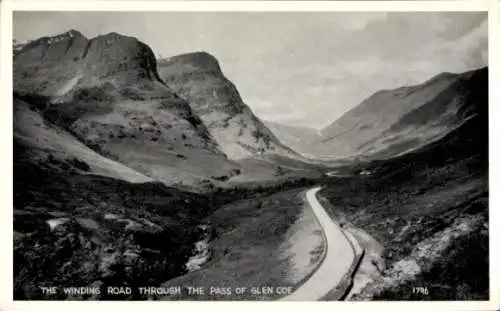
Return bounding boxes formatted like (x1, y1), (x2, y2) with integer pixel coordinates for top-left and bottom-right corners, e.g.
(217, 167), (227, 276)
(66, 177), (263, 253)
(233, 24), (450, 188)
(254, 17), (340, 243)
(326, 170), (357, 178)
(280, 186), (356, 301)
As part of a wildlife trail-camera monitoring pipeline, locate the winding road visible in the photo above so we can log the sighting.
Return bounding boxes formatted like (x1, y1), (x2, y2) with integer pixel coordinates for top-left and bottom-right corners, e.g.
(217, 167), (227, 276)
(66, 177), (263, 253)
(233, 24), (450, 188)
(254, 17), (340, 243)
(280, 186), (356, 301)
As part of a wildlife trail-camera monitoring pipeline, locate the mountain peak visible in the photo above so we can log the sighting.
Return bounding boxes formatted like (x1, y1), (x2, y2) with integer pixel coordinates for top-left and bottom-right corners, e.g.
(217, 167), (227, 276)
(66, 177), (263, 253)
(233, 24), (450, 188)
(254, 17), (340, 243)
(421, 71), (458, 86)
(43, 29), (86, 44)
(14, 30), (163, 95)
(158, 52), (300, 160)
(94, 31), (135, 41)
(65, 29), (85, 38)
(159, 51), (222, 73)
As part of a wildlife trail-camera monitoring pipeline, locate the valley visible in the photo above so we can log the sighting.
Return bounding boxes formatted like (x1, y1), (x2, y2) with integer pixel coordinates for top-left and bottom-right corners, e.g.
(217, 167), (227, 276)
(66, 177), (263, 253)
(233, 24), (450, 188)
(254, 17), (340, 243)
(12, 29), (489, 301)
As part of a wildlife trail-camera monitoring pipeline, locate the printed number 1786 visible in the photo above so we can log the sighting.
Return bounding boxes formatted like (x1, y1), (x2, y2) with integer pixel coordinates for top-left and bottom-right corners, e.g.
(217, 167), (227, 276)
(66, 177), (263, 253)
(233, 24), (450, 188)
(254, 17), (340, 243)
(412, 287), (429, 295)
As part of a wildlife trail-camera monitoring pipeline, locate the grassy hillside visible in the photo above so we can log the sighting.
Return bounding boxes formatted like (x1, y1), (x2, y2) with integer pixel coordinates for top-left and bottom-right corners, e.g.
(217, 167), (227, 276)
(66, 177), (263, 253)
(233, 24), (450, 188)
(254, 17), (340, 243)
(14, 97), (153, 183)
(158, 187), (325, 301)
(313, 68), (485, 160)
(318, 92), (488, 300)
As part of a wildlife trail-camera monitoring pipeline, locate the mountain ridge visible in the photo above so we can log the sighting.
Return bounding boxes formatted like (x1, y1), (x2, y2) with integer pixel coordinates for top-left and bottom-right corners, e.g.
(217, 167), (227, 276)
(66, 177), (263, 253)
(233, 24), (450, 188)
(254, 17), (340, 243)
(14, 30), (169, 95)
(311, 66), (487, 160)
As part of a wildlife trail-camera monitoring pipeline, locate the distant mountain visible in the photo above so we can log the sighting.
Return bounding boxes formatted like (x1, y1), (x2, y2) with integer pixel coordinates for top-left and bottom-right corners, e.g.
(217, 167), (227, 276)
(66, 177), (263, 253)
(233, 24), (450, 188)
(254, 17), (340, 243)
(14, 31), (241, 190)
(312, 67), (487, 160)
(262, 120), (320, 156)
(157, 52), (300, 160)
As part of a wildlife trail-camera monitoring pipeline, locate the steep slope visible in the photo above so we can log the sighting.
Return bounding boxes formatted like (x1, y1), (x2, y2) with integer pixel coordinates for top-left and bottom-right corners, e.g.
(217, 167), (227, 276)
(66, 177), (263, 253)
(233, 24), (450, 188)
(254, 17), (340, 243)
(263, 120), (321, 157)
(367, 68), (486, 159)
(315, 69), (480, 159)
(319, 67), (488, 300)
(352, 67), (487, 177)
(14, 31), (240, 190)
(14, 97), (152, 183)
(157, 52), (300, 160)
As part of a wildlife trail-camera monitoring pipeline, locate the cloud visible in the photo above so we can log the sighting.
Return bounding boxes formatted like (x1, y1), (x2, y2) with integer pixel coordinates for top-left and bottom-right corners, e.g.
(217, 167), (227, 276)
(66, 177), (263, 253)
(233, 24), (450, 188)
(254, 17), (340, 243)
(240, 12), (488, 128)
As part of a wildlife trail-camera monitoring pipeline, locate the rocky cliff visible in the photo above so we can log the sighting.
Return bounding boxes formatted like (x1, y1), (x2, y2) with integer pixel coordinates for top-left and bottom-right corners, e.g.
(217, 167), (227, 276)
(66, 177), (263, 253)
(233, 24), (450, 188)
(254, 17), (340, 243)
(158, 52), (299, 160)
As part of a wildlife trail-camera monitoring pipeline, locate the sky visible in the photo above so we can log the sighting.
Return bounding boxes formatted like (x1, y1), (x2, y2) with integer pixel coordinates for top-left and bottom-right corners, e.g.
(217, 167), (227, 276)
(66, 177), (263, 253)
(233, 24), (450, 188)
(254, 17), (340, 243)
(13, 11), (487, 129)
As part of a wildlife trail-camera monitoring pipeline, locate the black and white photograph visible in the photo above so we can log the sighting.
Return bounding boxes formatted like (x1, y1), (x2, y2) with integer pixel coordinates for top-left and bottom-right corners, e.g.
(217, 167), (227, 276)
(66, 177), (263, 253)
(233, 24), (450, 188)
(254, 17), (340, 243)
(4, 1), (496, 306)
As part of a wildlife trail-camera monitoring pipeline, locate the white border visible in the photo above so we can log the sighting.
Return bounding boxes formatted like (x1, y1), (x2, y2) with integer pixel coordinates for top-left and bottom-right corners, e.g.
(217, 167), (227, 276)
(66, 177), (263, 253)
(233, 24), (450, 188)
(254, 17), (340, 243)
(1, 1), (498, 311)
(0, 0), (493, 11)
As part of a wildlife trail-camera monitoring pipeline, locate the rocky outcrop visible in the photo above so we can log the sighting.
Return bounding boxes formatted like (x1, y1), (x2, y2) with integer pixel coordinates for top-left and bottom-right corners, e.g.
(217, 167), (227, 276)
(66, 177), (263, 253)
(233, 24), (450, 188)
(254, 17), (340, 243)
(158, 52), (299, 160)
(13, 154), (210, 300)
(14, 30), (163, 94)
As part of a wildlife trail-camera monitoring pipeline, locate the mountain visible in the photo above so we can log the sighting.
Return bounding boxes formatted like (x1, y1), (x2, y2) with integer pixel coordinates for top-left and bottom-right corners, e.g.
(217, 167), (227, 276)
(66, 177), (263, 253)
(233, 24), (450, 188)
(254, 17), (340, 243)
(314, 69), (483, 160)
(157, 52), (300, 160)
(14, 31), (241, 190)
(263, 120), (320, 156)
(355, 67), (487, 173)
(319, 67), (488, 300)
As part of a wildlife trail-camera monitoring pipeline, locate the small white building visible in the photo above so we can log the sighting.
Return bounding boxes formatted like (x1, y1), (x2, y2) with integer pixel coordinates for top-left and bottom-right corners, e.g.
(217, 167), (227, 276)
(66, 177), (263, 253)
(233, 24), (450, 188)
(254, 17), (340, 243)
(359, 170), (372, 176)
